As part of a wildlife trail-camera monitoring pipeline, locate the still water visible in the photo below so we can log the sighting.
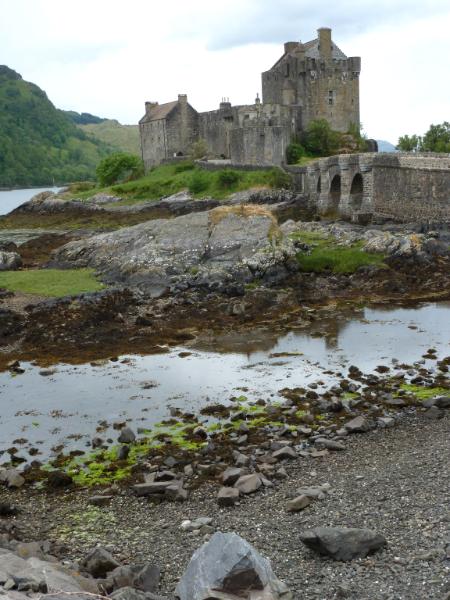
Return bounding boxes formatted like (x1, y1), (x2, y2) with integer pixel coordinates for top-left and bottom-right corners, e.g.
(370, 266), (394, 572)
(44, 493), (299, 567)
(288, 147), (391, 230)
(0, 187), (60, 215)
(0, 302), (448, 461)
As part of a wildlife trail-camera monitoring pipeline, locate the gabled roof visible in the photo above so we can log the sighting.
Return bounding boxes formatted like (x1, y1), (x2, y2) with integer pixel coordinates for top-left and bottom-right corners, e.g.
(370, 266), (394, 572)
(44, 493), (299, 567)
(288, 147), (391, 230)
(270, 37), (347, 70)
(139, 100), (178, 124)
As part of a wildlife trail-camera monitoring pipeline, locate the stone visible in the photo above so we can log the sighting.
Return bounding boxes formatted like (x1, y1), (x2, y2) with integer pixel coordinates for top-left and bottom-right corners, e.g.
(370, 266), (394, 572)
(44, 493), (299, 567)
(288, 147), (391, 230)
(344, 416), (370, 433)
(234, 474), (262, 495)
(295, 484), (331, 500)
(377, 417), (395, 428)
(0, 502), (19, 516)
(300, 527), (387, 561)
(233, 451), (251, 467)
(287, 495), (311, 512)
(0, 251), (22, 271)
(111, 587), (168, 600)
(423, 406), (444, 420)
(118, 427), (136, 443)
(133, 481), (172, 496)
(221, 467), (244, 486)
(134, 563), (160, 593)
(118, 445), (130, 460)
(0, 469), (25, 488)
(217, 487), (240, 507)
(81, 546), (121, 578)
(272, 446), (298, 460)
(435, 396), (450, 409)
(314, 438), (346, 451)
(89, 495), (114, 507)
(175, 531), (292, 600)
(46, 470), (73, 488)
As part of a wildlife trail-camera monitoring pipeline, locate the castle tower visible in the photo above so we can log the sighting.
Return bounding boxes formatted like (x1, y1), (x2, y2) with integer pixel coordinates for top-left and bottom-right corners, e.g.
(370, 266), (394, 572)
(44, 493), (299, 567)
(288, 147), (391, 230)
(261, 27), (360, 133)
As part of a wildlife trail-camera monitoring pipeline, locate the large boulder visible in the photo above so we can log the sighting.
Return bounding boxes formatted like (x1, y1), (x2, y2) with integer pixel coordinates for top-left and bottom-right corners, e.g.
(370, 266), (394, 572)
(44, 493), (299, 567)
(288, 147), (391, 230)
(53, 206), (296, 296)
(175, 531), (292, 600)
(0, 250), (22, 271)
(0, 548), (98, 594)
(300, 527), (387, 561)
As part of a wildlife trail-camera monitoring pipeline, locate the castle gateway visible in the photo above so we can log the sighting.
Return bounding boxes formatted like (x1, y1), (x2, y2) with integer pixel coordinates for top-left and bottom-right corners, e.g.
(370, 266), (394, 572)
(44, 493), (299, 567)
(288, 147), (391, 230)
(139, 28), (360, 169)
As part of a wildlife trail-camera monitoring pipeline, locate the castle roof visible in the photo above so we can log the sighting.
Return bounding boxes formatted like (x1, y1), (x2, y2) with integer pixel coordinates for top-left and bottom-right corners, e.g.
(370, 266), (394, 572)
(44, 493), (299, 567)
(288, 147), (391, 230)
(271, 37), (347, 70)
(139, 100), (178, 124)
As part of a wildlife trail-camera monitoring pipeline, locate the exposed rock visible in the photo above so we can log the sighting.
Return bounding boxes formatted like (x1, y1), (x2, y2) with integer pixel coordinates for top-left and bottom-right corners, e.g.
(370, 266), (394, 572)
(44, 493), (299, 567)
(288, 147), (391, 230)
(221, 467), (244, 486)
(175, 531), (292, 599)
(81, 546), (121, 578)
(46, 470), (73, 488)
(53, 207), (297, 296)
(217, 487), (240, 507)
(0, 250), (22, 271)
(314, 438), (346, 451)
(435, 396), (450, 409)
(300, 527), (387, 561)
(272, 446), (298, 460)
(344, 416), (370, 433)
(287, 495), (311, 512)
(118, 427), (136, 443)
(0, 469), (25, 489)
(234, 474), (262, 495)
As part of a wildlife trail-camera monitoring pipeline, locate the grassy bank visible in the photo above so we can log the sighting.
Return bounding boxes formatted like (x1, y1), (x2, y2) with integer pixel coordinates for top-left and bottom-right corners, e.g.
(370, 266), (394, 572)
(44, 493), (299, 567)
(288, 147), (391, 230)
(74, 162), (291, 204)
(292, 231), (386, 274)
(0, 268), (104, 296)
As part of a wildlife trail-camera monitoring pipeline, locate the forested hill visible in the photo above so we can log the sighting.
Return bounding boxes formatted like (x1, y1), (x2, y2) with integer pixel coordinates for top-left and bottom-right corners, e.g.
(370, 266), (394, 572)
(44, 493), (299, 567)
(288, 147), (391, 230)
(0, 66), (113, 187)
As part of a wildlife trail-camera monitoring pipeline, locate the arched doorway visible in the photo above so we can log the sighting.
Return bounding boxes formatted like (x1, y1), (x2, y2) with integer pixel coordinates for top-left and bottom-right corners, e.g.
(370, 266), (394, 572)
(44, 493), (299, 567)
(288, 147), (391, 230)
(329, 174), (341, 210)
(349, 173), (363, 211)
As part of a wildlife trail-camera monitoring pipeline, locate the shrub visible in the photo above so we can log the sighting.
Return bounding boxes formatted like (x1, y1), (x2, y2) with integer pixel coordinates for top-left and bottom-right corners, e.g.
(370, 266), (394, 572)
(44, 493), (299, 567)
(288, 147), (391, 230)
(174, 161), (195, 173)
(96, 153), (144, 186)
(286, 141), (306, 164)
(216, 169), (240, 189)
(190, 139), (208, 159)
(267, 168), (292, 189)
(303, 119), (341, 156)
(188, 170), (210, 194)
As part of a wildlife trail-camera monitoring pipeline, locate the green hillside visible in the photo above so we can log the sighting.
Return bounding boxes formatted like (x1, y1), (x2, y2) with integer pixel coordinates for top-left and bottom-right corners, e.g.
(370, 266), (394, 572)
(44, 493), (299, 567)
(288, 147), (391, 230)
(0, 66), (113, 187)
(79, 120), (140, 155)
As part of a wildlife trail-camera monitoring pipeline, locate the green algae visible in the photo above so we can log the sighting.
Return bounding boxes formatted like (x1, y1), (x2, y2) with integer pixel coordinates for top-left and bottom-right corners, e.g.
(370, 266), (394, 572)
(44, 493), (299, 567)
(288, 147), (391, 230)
(398, 383), (448, 400)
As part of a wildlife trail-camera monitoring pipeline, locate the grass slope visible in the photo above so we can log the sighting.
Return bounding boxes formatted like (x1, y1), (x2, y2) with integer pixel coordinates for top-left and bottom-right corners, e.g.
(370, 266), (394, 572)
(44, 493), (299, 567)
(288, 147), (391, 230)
(0, 268), (104, 296)
(79, 121), (140, 155)
(0, 66), (113, 187)
(75, 162), (291, 204)
(292, 231), (386, 274)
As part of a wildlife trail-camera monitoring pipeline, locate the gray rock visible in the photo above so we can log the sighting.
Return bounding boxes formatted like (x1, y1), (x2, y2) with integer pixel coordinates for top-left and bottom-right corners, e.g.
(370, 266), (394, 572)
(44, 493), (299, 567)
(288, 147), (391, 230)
(435, 396), (450, 409)
(234, 474), (262, 495)
(0, 251), (22, 271)
(217, 487), (240, 506)
(81, 546), (121, 578)
(53, 208), (296, 295)
(344, 416), (370, 433)
(272, 446), (298, 460)
(89, 495), (114, 507)
(0, 469), (25, 489)
(175, 531), (292, 599)
(118, 427), (136, 443)
(221, 467), (244, 486)
(300, 527), (387, 561)
(134, 563), (160, 593)
(314, 438), (346, 451)
(287, 495), (311, 512)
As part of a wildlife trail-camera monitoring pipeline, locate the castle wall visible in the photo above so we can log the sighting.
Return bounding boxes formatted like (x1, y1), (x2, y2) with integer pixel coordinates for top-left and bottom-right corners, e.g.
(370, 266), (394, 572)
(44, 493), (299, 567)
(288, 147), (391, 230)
(230, 126), (291, 166)
(164, 103), (199, 159)
(139, 120), (167, 169)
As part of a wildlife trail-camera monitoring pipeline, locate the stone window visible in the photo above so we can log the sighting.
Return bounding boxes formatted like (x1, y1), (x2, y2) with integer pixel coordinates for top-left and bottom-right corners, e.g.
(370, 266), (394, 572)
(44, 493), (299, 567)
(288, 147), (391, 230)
(328, 90), (334, 105)
(285, 63), (290, 77)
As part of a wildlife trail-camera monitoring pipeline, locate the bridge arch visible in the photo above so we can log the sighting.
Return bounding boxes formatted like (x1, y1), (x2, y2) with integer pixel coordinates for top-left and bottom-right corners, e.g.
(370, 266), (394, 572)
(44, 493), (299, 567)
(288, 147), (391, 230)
(329, 173), (341, 211)
(349, 173), (364, 211)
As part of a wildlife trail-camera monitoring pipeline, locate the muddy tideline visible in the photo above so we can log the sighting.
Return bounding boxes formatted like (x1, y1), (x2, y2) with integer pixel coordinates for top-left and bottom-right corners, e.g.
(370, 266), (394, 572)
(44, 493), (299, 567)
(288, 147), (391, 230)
(0, 181), (449, 599)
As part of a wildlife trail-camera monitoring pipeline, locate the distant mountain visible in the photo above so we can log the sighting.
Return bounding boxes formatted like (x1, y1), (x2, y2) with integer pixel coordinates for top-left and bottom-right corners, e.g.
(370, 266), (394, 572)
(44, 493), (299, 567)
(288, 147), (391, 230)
(377, 140), (397, 153)
(63, 111), (107, 125)
(0, 66), (113, 187)
(79, 120), (140, 155)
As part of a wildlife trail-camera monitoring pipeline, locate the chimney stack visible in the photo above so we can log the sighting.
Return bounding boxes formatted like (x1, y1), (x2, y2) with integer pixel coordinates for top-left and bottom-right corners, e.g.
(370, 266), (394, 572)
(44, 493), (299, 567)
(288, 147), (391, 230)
(284, 41), (299, 54)
(178, 94), (187, 104)
(318, 27), (332, 60)
(145, 101), (158, 114)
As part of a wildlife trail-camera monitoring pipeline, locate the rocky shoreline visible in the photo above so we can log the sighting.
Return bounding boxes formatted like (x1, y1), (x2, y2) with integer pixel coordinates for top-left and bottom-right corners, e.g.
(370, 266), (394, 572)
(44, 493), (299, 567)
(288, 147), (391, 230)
(0, 187), (449, 599)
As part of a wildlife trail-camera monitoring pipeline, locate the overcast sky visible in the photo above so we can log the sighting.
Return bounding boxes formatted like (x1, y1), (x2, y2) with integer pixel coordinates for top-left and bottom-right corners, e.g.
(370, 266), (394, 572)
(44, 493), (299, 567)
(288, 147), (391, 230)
(0, 0), (449, 142)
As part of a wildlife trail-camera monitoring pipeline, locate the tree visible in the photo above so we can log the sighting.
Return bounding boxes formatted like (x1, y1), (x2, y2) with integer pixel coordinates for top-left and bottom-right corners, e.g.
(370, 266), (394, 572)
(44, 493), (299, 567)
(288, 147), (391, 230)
(397, 122), (450, 153)
(421, 122), (450, 153)
(303, 119), (340, 156)
(397, 134), (421, 152)
(96, 152), (144, 186)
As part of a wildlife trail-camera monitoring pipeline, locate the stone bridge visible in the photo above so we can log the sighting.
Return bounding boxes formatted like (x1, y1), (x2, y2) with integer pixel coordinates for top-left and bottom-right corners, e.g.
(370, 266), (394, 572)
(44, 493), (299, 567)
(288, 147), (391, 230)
(285, 152), (450, 224)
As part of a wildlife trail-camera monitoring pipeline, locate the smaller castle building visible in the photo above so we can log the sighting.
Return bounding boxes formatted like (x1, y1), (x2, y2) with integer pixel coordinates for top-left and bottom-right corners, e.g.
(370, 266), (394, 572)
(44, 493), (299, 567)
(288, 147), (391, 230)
(139, 28), (361, 170)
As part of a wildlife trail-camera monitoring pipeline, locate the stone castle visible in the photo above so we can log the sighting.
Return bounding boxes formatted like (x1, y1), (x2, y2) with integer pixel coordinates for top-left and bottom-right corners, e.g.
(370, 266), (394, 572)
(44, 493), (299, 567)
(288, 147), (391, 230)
(139, 28), (361, 170)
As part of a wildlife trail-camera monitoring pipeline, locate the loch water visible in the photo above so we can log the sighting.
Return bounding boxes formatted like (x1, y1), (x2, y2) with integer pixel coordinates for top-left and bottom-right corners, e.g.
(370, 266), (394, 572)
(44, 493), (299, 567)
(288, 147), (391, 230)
(1, 301), (449, 461)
